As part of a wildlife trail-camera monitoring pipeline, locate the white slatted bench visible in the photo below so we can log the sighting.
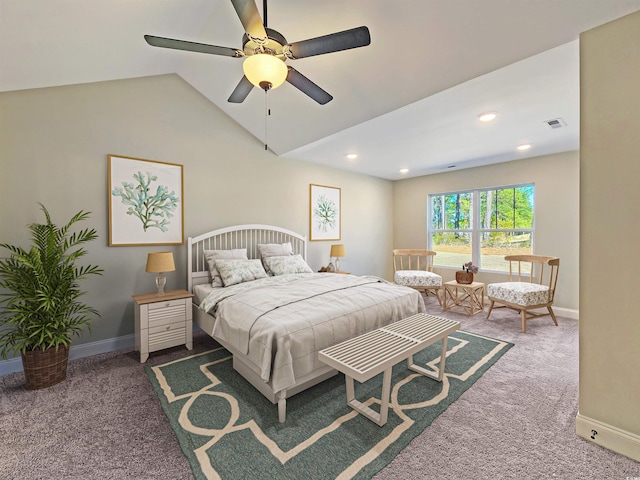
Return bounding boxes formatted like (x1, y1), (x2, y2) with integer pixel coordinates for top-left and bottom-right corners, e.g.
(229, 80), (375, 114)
(318, 313), (460, 426)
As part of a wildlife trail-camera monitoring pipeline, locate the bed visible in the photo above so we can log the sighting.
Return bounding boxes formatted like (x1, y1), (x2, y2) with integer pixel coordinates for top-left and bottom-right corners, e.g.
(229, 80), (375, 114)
(187, 224), (426, 422)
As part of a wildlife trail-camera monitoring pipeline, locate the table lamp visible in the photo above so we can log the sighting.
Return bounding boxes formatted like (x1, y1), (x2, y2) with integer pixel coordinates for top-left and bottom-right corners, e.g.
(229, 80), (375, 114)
(146, 252), (175, 296)
(330, 244), (345, 272)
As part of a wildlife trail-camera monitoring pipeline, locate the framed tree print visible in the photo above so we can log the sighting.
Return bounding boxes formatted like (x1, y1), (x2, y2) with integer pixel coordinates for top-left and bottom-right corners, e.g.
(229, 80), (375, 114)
(310, 184), (341, 241)
(108, 154), (184, 246)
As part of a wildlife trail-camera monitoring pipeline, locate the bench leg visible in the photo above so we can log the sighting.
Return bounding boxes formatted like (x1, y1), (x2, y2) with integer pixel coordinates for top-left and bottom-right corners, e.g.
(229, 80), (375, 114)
(345, 368), (392, 427)
(407, 337), (449, 381)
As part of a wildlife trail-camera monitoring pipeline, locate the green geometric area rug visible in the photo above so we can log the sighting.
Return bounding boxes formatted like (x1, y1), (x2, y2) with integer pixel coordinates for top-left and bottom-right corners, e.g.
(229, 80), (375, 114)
(146, 331), (512, 480)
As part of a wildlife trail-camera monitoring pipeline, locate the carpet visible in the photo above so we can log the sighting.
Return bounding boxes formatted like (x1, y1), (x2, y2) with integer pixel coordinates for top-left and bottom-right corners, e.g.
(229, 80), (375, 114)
(146, 330), (512, 480)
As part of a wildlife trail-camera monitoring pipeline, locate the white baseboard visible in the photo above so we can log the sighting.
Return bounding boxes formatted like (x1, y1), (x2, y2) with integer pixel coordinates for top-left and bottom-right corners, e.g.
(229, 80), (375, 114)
(0, 334), (136, 377)
(576, 412), (640, 461)
(552, 306), (579, 320)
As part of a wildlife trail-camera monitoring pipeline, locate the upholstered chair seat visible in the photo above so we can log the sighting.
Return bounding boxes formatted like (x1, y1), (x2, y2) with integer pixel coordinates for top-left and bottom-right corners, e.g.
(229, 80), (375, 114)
(486, 282), (551, 307)
(394, 270), (442, 287)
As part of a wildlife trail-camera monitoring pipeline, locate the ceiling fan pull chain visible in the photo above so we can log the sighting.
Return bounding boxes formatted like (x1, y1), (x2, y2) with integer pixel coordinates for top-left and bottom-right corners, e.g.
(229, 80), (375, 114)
(264, 90), (269, 151)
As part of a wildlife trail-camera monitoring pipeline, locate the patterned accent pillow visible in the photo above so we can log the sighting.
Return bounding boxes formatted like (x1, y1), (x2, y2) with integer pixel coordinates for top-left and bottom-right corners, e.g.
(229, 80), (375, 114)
(258, 242), (294, 275)
(204, 249), (248, 287)
(263, 254), (313, 276)
(214, 259), (268, 287)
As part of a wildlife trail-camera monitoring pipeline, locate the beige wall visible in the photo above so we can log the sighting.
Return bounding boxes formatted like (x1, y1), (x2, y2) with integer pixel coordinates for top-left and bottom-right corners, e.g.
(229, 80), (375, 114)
(579, 10), (640, 457)
(0, 74), (393, 352)
(392, 151), (580, 311)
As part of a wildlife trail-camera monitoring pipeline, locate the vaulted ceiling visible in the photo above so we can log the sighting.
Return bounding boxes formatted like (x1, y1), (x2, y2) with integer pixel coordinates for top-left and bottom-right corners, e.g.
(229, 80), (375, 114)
(2, 0), (639, 179)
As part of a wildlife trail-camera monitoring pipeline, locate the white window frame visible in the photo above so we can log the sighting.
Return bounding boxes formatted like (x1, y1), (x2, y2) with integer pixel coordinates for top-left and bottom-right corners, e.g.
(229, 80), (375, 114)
(427, 183), (535, 272)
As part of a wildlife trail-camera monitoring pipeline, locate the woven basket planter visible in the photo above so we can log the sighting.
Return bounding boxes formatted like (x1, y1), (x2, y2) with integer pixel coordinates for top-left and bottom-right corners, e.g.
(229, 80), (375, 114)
(21, 345), (69, 390)
(455, 271), (474, 284)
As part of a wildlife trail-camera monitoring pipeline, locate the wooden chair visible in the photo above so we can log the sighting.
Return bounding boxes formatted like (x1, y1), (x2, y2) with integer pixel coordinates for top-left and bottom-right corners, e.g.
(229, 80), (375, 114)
(486, 255), (560, 333)
(392, 249), (442, 305)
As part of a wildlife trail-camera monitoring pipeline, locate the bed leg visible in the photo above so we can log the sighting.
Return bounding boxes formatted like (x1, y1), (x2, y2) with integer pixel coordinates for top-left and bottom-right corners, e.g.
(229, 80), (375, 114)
(278, 391), (287, 423)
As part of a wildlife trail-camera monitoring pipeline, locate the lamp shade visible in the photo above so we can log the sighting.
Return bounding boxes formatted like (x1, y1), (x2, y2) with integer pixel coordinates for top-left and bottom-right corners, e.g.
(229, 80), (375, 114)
(330, 244), (345, 258)
(243, 54), (288, 90)
(146, 252), (175, 273)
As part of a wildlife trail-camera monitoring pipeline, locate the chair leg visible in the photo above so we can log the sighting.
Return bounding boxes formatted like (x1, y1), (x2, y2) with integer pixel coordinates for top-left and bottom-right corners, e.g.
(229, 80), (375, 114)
(548, 306), (558, 326)
(521, 309), (527, 333)
(435, 288), (442, 306)
(486, 300), (495, 319)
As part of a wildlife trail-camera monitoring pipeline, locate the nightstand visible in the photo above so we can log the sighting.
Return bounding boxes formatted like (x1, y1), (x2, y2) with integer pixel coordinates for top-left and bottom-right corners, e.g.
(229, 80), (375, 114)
(133, 289), (194, 363)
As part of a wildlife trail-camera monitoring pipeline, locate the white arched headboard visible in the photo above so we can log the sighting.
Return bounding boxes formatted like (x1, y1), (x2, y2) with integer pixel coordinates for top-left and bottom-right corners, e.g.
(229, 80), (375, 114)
(187, 224), (307, 291)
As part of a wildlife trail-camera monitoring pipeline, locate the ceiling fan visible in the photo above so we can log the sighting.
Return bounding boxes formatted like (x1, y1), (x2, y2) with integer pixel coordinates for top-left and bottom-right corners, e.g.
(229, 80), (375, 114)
(144, 0), (370, 105)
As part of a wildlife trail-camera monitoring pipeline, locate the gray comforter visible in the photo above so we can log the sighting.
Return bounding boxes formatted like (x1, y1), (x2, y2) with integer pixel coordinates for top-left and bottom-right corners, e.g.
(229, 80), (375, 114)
(200, 273), (426, 392)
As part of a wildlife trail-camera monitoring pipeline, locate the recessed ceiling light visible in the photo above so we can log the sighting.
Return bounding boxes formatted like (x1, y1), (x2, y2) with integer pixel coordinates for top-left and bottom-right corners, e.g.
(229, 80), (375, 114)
(477, 111), (498, 122)
(346, 153), (358, 160)
(399, 168), (409, 174)
(517, 144), (532, 151)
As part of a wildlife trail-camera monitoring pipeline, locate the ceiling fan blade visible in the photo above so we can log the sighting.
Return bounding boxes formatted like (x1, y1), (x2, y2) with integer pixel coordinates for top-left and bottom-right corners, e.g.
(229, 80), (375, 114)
(286, 26), (370, 59)
(286, 67), (333, 105)
(230, 0), (267, 41)
(228, 76), (254, 103)
(144, 35), (241, 57)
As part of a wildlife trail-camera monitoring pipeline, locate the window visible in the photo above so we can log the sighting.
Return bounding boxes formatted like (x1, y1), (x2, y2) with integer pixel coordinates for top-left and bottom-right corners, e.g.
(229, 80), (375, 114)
(428, 184), (534, 272)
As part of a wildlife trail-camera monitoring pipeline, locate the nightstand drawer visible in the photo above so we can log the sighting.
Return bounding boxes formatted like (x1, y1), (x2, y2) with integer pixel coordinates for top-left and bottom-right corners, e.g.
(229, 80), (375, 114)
(148, 307), (186, 328)
(148, 300), (186, 325)
(149, 321), (185, 336)
(149, 323), (186, 350)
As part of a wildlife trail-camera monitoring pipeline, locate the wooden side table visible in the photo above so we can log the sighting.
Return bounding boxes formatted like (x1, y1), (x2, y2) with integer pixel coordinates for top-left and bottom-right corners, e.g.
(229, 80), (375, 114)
(133, 289), (194, 363)
(443, 281), (485, 316)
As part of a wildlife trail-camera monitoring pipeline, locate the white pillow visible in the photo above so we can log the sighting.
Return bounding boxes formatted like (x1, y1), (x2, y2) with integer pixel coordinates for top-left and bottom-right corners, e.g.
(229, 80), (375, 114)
(214, 259), (268, 287)
(204, 249), (248, 287)
(257, 242), (294, 275)
(263, 254), (313, 276)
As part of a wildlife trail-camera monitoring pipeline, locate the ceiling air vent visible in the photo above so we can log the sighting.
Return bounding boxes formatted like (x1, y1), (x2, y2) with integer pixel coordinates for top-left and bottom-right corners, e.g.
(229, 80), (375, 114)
(544, 117), (566, 129)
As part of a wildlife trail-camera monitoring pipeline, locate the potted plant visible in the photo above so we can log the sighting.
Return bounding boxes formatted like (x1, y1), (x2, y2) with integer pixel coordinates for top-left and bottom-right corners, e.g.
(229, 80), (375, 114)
(456, 261), (479, 284)
(0, 204), (103, 389)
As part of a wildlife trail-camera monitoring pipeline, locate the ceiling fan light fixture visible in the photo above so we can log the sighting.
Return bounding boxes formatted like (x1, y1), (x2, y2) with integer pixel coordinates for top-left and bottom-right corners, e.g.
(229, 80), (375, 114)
(243, 53), (288, 90)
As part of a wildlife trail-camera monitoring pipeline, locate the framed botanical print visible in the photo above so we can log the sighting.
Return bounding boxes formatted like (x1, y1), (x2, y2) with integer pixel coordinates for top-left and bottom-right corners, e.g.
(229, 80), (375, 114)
(108, 154), (184, 246)
(309, 184), (341, 241)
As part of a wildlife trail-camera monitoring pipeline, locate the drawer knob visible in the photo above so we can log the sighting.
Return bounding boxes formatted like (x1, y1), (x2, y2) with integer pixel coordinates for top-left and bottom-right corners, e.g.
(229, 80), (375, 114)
(165, 302), (171, 307)
(165, 325), (170, 330)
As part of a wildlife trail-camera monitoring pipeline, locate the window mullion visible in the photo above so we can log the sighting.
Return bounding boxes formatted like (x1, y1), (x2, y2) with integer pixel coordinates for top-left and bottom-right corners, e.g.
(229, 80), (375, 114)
(472, 190), (480, 267)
